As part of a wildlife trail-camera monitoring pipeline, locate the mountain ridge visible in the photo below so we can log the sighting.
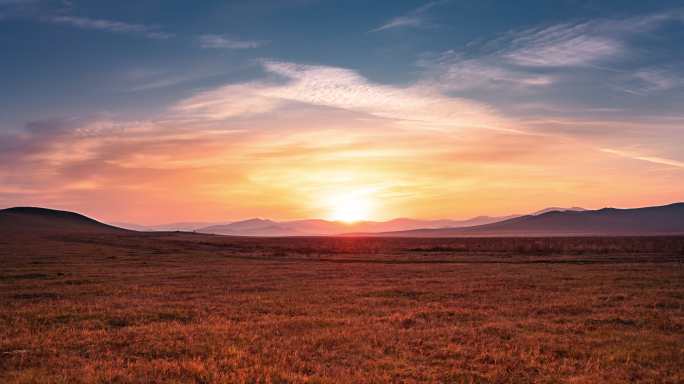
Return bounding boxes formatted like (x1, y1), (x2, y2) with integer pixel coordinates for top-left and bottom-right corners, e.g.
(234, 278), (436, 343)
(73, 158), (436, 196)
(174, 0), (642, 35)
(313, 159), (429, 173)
(357, 203), (684, 237)
(194, 208), (587, 236)
(105, 206), (588, 235)
(195, 215), (521, 236)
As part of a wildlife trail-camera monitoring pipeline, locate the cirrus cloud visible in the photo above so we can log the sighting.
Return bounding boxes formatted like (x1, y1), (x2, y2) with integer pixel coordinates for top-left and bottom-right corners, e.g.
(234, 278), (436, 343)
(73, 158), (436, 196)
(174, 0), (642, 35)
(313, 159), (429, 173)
(47, 15), (173, 39)
(197, 34), (265, 49)
(370, 1), (445, 32)
(174, 60), (513, 133)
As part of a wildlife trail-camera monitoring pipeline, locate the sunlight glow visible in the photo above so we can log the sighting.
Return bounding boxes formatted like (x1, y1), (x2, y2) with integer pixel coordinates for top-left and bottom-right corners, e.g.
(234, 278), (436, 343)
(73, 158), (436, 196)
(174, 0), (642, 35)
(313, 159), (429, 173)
(327, 191), (374, 223)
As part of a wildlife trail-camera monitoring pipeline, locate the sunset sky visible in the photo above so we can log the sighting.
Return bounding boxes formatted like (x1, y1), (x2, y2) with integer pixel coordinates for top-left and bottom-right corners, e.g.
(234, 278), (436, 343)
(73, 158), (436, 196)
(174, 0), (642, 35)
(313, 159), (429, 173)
(1, 0), (683, 224)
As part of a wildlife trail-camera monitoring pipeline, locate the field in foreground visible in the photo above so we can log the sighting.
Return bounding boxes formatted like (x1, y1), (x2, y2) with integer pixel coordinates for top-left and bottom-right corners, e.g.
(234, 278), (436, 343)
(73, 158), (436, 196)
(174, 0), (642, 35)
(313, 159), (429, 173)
(1, 233), (683, 383)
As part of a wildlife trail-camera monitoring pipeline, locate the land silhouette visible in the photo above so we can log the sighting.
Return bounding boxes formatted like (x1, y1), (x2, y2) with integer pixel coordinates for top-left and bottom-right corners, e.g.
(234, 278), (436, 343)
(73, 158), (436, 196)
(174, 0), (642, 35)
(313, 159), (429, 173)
(4, 203), (681, 237)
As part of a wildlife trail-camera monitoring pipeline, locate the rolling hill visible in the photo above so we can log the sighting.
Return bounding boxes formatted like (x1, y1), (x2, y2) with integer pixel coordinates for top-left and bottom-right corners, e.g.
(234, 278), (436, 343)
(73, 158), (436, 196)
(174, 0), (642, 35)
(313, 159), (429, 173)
(365, 203), (684, 237)
(0, 207), (127, 233)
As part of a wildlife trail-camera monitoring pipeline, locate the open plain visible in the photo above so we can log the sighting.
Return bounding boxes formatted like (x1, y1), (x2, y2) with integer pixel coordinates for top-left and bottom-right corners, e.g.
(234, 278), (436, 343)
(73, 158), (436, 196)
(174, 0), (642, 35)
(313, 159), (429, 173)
(1, 232), (683, 383)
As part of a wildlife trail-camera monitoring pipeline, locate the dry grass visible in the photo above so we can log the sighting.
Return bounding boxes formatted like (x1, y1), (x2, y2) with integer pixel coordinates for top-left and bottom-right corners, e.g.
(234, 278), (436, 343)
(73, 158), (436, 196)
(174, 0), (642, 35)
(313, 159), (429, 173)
(1, 233), (683, 383)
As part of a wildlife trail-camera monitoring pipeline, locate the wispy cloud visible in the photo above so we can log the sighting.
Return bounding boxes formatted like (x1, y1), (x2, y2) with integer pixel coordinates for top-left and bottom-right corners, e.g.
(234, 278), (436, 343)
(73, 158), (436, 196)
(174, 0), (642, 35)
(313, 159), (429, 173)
(197, 34), (264, 49)
(371, 1), (443, 32)
(498, 10), (684, 68)
(412, 8), (684, 111)
(614, 68), (684, 95)
(417, 51), (555, 91)
(371, 15), (423, 32)
(632, 68), (683, 92)
(47, 15), (173, 39)
(122, 68), (227, 92)
(174, 60), (511, 133)
(601, 148), (684, 168)
(415, 14), (668, 93)
(503, 22), (622, 67)
(127, 73), (205, 92)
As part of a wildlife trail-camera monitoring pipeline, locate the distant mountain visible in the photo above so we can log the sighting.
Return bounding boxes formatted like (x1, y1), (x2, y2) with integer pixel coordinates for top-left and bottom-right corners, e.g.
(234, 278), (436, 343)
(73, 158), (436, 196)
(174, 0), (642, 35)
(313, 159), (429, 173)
(362, 203), (684, 237)
(196, 215), (518, 236)
(200, 218), (302, 236)
(0, 207), (126, 233)
(113, 208), (580, 233)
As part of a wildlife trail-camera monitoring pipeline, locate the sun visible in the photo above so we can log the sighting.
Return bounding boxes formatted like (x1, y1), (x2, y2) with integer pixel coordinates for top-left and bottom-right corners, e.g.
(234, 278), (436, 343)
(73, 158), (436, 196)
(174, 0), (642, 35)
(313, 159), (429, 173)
(327, 192), (373, 223)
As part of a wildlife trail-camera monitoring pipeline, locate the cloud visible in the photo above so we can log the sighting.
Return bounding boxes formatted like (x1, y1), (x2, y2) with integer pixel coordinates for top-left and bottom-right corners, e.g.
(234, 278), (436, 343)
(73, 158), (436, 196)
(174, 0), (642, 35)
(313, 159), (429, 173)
(127, 74), (198, 92)
(174, 60), (511, 133)
(417, 51), (555, 91)
(503, 23), (622, 67)
(371, 15), (423, 32)
(498, 10), (684, 67)
(371, 1), (443, 32)
(197, 34), (264, 49)
(0, 116), (257, 221)
(601, 148), (684, 169)
(632, 69), (683, 92)
(614, 68), (684, 95)
(412, 12), (684, 95)
(0, 1), (173, 39)
(122, 68), (226, 92)
(46, 15), (173, 39)
(408, 7), (684, 121)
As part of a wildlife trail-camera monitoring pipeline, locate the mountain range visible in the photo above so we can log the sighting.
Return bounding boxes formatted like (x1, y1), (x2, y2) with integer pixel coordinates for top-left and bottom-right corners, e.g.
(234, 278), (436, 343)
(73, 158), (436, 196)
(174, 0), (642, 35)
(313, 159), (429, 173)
(359, 203), (684, 237)
(118, 207), (586, 236)
(195, 216), (518, 236)
(2, 204), (682, 237)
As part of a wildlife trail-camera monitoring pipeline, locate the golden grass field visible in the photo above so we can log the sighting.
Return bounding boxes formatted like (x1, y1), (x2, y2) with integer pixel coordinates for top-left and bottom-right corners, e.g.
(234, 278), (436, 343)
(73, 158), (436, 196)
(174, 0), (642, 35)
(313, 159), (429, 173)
(1, 232), (683, 383)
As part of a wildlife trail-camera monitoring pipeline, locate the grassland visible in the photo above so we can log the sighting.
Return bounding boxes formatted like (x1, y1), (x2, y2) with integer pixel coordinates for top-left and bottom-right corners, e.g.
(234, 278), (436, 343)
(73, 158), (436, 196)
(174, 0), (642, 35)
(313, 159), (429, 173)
(1, 232), (683, 383)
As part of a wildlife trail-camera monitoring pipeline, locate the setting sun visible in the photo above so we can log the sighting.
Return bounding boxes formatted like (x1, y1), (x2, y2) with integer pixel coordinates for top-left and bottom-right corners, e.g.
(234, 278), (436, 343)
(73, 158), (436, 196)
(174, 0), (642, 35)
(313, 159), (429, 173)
(327, 191), (374, 223)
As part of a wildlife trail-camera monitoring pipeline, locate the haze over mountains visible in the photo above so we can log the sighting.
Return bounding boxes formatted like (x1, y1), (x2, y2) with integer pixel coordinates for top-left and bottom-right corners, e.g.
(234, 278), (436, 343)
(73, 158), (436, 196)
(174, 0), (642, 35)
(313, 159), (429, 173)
(115, 207), (586, 236)
(195, 216), (520, 237)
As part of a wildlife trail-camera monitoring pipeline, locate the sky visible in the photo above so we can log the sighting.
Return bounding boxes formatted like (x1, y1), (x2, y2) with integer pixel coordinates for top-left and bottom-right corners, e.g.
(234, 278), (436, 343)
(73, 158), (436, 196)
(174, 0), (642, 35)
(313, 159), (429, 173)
(1, 0), (683, 224)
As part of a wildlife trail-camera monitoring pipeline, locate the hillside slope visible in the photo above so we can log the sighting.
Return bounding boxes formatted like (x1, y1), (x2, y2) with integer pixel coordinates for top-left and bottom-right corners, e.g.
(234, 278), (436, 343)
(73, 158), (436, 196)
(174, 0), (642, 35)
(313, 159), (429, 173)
(0, 207), (127, 233)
